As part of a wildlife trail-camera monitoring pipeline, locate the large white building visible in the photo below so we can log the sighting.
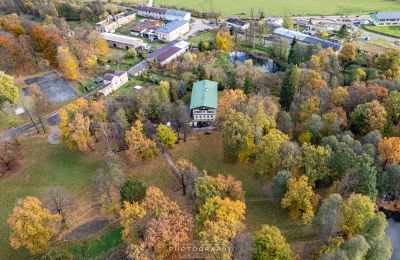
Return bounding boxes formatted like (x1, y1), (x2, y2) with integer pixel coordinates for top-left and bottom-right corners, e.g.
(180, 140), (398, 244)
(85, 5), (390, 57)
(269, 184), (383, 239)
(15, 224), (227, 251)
(155, 20), (189, 42)
(137, 6), (191, 21)
(371, 12), (400, 26)
(190, 80), (218, 124)
(95, 12), (136, 33)
(101, 33), (144, 50)
(98, 71), (129, 96)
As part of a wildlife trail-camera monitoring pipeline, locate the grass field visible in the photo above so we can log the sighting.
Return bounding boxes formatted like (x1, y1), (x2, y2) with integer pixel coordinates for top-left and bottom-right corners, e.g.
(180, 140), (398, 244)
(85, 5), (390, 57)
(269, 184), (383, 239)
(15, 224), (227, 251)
(0, 138), (102, 259)
(155, 0), (400, 17)
(363, 25), (400, 38)
(187, 31), (216, 46)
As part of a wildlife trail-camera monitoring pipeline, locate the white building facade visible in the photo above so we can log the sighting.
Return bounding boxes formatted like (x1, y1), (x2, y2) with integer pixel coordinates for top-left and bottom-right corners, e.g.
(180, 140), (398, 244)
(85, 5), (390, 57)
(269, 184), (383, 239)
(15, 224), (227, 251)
(99, 71), (129, 96)
(95, 12), (136, 33)
(155, 20), (189, 42)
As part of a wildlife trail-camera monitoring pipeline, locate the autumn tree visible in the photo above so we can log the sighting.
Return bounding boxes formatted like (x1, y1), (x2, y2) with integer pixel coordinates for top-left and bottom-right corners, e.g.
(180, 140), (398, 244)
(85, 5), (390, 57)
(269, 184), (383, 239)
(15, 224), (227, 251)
(58, 99), (93, 152)
(340, 194), (375, 238)
(330, 86), (349, 107)
(302, 143), (332, 187)
(7, 196), (60, 254)
(378, 137), (400, 165)
(253, 225), (293, 260)
(57, 47), (79, 81)
(120, 201), (147, 244)
(256, 129), (289, 175)
(215, 27), (234, 51)
(0, 140), (18, 173)
(339, 43), (356, 63)
(125, 120), (158, 164)
(156, 124), (177, 149)
(222, 109), (252, 162)
(145, 210), (193, 259)
(143, 186), (179, 217)
(196, 196), (246, 259)
(0, 71), (19, 105)
(283, 16), (293, 29)
(174, 159), (202, 196)
(41, 187), (75, 228)
(93, 162), (125, 215)
(350, 100), (387, 135)
(194, 174), (245, 209)
(281, 176), (318, 224)
(218, 89), (247, 121)
(384, 91), (400, 124)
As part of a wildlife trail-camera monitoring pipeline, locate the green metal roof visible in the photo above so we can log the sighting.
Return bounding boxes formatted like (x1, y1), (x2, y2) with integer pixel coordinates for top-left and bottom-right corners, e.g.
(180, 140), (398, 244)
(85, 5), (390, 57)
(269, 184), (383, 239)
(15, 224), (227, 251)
(190, 80), (218, 109)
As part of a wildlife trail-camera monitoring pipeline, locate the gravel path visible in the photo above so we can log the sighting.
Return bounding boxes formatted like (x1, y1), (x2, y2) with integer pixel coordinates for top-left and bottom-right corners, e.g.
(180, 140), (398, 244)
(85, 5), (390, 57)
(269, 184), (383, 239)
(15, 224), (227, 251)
(63, 219), (111, 242)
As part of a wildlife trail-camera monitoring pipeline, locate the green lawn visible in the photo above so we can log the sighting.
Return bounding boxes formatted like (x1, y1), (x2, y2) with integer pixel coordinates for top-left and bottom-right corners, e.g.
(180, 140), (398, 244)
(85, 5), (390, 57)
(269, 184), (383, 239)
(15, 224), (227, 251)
(70, 227), (124, 259)
(363, 25), (400, 38)
(0, 138), (102, 259)
(187, 31), (216, 46)
(155, 0), (400, 17)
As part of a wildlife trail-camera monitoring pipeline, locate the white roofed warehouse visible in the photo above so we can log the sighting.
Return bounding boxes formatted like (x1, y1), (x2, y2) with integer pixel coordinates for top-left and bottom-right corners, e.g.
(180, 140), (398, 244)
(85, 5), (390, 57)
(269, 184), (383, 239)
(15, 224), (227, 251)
(371, 12), (400, 26)
(273, 28), (342, 52)
(101, 33), (144, 50)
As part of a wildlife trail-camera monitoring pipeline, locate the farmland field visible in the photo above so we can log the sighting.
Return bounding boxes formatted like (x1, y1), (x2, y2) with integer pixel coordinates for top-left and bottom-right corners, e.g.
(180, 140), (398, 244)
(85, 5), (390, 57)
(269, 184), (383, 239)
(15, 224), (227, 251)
(155, 0), (400, 17)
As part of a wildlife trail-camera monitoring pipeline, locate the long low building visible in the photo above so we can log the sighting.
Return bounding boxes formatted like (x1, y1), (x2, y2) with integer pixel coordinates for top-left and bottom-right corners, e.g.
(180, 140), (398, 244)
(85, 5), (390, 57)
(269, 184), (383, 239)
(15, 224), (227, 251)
(137, 6), (191, 21)
(95, 12), (136, 33)
(155, 20), (189, 41)
(101, 33), (144, 50)
(149, 40), (190, 65)
(273, 28), (342, 51)
(371, 12), (400, 26)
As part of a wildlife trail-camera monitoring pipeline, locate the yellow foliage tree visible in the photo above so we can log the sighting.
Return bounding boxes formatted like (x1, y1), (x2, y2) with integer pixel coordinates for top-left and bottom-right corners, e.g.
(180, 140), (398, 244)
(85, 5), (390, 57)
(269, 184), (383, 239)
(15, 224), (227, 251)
(339, 42), (356, 62)
(157, 124), (177, 149)
(215, 28), (234, 51)
(96, 35), (109, 56)
(57, 47), (79, 81)
(197, 196), (246, 259)
(378, 137), (400, 165)
(256, 129), (289, 175)
(281, 176), (318, 224)
(125, 120), (158, 164)
(69, 112), (93, 152)
(218, 89), (247, 122)
(0, 71), (19, 105)
(340, 194), (375, 238)
(143, 186), (179, 217)
(120, 201), (146, 244)
(7, 196), (60, 254)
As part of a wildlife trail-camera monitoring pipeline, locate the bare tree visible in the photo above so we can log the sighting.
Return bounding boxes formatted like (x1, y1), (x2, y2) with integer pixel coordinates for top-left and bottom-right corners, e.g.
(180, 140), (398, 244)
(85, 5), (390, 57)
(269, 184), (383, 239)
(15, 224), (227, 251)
(42, 186), (75, 228)
(174, 159), (203, 196)
(232, 231), (253, 260)
(0, 140), (18, 173)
